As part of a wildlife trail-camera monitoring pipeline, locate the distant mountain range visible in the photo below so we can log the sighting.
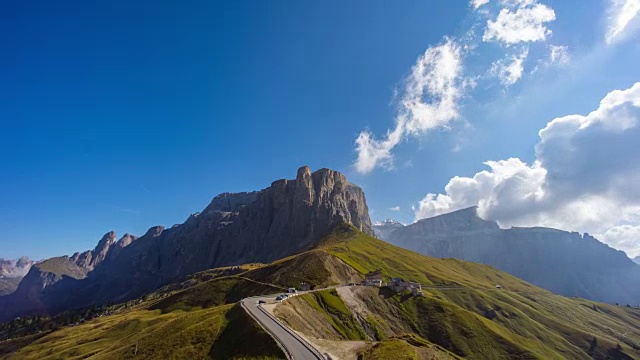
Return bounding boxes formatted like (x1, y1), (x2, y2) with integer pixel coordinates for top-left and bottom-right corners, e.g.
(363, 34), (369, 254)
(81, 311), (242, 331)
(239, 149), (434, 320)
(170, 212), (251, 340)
(376, 207), (640, 304)
(0, 257), (35, 296)
(634, 256), (640, 265)
(372, 219), (404, 241)
(0, 166), (373, 322)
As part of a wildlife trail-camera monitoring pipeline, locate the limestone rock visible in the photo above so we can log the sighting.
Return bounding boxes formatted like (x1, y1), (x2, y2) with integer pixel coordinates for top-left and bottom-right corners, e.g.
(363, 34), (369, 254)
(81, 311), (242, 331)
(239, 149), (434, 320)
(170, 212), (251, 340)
(0, 166), (373, 321)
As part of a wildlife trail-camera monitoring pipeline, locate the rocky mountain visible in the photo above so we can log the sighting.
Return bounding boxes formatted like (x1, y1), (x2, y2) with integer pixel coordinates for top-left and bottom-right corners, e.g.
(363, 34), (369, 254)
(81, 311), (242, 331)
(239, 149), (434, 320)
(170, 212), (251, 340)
(385, 207), (640, 304)
(0, 257), (36, 296)
(0, 166), (373, 322)
(372, 219), (404, 241)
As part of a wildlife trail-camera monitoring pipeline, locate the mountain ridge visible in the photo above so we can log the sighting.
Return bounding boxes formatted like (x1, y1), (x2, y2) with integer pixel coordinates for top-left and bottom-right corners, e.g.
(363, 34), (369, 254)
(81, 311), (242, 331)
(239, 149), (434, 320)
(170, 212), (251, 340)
(385, 207), (640, 304)
(0, 166), (373, 322)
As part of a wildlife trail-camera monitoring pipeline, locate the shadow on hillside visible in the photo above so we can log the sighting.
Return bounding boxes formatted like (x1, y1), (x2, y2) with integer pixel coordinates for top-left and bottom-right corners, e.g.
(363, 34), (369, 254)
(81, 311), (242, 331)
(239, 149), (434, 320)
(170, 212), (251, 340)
(208, 305), (284, 360)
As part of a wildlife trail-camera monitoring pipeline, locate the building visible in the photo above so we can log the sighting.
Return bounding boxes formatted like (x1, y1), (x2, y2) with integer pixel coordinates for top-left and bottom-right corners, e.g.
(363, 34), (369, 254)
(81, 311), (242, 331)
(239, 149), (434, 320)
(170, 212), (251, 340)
(365, 270), (383, 282)
(389, 278), (422, 295)
(364, 270), (384, 286)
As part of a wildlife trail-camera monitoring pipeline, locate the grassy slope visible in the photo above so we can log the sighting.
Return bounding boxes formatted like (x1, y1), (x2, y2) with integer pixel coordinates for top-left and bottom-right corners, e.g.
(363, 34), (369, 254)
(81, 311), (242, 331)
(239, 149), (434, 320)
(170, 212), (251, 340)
(359, 335), (463, 360)
(150, 276), (284, 313)
(3, 303), (283, 360)
(277, 225), (640, 360)
(4, 224), (640, 359)
(300, 289), (367, 341)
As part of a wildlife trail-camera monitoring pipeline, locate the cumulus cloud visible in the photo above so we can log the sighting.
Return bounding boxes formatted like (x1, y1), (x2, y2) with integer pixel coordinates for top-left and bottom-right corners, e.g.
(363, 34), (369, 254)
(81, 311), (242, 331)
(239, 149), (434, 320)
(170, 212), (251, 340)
(549, 45), (570, 64)
(414, 82), (640, 256)
(600, 225), (640, 258)
(471, 0), (490, 9)
(355, 40), (466, 174)
(389, 206), (401, 211)
(483, 2), (556, 45)
(491, 48), (529, 85)
(606, 0), (640, 44)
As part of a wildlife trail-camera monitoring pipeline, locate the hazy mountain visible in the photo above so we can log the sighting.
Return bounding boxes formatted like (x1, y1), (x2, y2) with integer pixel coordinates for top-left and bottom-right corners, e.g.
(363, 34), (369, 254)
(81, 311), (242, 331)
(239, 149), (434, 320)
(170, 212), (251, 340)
(0, 166), (372, 322)
(372, 219), (404, 240)
(634, 256), (640, 265)
(385, 207), (640, 304)
(0, 257), (36, 296)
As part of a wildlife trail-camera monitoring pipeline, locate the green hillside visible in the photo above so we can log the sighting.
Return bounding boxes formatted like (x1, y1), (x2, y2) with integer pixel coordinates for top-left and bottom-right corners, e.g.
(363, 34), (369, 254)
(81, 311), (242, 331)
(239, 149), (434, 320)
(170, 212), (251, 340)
(1, 303), (283, 360)
(2, 224), (639, 359)
(274, 225), (640, 360)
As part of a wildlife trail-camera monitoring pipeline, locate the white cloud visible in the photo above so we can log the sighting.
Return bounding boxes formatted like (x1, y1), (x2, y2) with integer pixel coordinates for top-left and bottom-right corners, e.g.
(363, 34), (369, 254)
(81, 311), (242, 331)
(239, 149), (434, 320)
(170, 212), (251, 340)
(606, 0), (640, 44)
(549, 45), (570, 64)
(483, 3), (556, 45)
(599, 225), (640, 258)
(414, 82), (640, 257)
(491, 48), (529, 85)
(471, 0), (490, 9)
(389, 206), (401, 211)
(355, 40), (466, 174)
(354, 124), (405, 173)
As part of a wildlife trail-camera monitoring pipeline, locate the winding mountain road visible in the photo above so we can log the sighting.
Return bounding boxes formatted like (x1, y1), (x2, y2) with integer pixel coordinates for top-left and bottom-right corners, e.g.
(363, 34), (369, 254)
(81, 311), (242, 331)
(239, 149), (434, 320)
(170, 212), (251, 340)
(241, 284), (535, 359)
(241, 293), (325, 360)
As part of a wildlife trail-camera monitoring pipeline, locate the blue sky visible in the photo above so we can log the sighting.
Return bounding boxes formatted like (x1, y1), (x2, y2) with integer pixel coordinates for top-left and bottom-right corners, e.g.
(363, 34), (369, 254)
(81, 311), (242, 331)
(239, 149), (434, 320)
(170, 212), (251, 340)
(2, 0), (640, 260)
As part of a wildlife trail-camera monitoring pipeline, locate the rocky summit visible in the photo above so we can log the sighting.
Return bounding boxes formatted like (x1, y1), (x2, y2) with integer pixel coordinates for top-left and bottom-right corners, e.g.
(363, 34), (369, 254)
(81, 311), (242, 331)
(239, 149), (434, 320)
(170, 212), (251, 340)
(372, 219), (405, 241)
(0, 166), (372, 321)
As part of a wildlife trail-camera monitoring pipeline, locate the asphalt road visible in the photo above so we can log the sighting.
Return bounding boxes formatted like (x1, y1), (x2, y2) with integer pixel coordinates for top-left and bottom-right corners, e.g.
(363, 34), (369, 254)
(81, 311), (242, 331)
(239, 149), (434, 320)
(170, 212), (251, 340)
(241, 294), (323, 360)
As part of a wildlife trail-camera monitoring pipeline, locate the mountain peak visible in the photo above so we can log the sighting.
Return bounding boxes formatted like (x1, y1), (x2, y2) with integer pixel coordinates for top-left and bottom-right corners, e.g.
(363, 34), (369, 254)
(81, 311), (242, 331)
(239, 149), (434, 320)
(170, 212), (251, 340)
(296, 165), (311, 180)
(0, 166), (373, 321)
(372, 219), (405, 241)
(115, 233), (138, 249)
(374, 219), (403, 226)
(94, 231), (117, 252)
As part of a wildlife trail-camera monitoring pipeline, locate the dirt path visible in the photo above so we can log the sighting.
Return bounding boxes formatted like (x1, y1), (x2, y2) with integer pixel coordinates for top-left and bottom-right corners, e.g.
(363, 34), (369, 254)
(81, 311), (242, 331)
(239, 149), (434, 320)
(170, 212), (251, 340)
(299, 336), (368, 360)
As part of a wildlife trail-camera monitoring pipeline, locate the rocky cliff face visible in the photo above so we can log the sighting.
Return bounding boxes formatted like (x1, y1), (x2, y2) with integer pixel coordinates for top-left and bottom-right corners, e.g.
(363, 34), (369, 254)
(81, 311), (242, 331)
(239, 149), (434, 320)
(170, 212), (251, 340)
(0, 166), (373, 321)
(373, 219), (405, 241)
(0, 257), (36, 296)
(386, 207), (640, 304)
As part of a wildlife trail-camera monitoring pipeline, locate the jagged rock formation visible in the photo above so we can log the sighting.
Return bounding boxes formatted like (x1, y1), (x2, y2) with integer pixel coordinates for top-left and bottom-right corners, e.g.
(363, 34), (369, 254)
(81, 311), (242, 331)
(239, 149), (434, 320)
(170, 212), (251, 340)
(372, 219), (404, 241)
(0, 257), (36, 296)
(0, 166), (372, 321)
(385, 207), (640, 304)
